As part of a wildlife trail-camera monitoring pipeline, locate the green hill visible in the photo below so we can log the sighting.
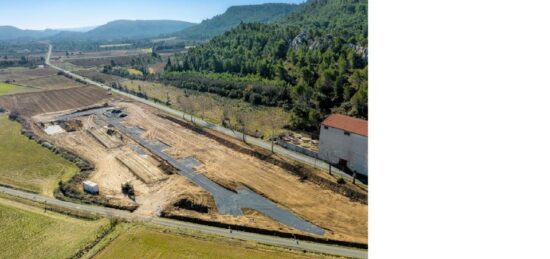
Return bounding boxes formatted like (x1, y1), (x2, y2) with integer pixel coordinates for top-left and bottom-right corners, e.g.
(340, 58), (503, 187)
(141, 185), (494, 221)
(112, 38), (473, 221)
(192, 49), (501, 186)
(166, 0), (368, 131)
(0, 26), (60, 41)
(173, 3), (298, 41)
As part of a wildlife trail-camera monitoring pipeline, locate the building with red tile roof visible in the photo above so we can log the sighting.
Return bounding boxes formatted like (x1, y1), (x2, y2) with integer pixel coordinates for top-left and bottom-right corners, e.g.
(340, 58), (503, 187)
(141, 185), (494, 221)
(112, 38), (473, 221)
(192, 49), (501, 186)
(319, 114), (368, 176)
(321, 114), (368, 137)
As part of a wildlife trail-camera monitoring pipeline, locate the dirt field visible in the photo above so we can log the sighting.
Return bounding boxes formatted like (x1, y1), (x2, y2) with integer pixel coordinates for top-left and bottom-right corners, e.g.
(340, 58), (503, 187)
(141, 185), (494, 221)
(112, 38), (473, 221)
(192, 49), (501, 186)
(25, 98), (366, 244)
(74, 69), (126, 85)
(34, 112), (211, 217)
(0, 67), (86, 91)
(88, 127), (123, 148)
(119, 101), (368, 244)
(17, 75), (86, 90)
(0, 87), (110, 116)
(0, 67), (57, 81)
(116, 150), (167, 184)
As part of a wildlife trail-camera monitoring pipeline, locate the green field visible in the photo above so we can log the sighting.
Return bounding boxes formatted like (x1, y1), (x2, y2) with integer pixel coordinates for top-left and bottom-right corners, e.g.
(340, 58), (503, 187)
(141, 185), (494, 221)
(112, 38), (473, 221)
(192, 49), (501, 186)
(0, 114), (79, 195)
(94, 227), (330, 259)
(0, 198), (109, 259)
(127, 68), (144, 76)
(0, 82), (31, 95)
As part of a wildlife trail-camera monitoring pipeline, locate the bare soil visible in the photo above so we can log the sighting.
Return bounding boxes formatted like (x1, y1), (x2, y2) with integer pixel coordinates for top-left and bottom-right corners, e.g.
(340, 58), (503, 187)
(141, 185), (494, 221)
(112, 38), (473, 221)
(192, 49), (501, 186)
(0, 87), (110, 116)
(26, 99), (367, 244)
(119, 101), (368, 244)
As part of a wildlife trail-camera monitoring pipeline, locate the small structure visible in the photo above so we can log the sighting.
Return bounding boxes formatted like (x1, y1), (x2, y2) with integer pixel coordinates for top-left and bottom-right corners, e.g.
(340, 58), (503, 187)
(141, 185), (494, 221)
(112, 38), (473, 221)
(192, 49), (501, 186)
(83, 180), (99, 194)
(318, 114), (368, 176)
(43, 124), (65, 135)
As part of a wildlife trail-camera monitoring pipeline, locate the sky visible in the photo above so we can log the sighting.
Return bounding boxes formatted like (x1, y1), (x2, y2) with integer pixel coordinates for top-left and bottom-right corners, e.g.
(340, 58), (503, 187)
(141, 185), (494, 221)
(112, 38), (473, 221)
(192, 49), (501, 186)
(0, 0), (305, 30)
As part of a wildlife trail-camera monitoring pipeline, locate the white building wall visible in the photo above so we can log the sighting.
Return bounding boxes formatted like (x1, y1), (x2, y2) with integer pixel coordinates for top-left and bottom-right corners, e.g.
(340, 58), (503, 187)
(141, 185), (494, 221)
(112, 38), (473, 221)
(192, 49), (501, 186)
(318, 126), (368, 176)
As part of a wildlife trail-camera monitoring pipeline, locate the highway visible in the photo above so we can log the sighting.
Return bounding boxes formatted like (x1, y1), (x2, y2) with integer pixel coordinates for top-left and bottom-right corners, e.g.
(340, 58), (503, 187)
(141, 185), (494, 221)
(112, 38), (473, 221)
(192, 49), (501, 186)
(0, 186), (366, 258)
(45, 45), (366, 186)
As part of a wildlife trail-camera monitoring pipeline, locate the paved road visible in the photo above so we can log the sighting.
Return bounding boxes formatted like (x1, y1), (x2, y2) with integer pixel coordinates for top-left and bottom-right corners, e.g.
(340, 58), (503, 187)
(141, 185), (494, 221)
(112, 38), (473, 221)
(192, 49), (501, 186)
(0, 186), (367, 258)
(45, 45), (366, 187)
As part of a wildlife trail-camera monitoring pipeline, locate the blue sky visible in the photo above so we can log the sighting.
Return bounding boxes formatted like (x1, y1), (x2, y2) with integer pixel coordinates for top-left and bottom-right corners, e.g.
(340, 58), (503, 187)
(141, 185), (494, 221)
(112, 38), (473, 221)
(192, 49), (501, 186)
(0, 0), (305, 30)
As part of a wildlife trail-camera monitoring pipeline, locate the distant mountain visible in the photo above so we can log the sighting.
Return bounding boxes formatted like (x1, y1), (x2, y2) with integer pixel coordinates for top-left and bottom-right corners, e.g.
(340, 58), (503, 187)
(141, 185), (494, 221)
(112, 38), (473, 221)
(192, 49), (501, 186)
(86, 20), (195, 40)
(1, 20), (196, 42)
(0, 26), (61, 41)
(53, 26), (97, 32)
(52, 20), (196, 41)
(173, 3), (298, 41)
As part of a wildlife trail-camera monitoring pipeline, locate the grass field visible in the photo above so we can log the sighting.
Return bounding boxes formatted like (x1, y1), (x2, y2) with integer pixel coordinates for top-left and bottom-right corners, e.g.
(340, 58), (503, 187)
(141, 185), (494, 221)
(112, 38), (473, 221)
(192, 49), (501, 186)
(127, 68), (143, 76)
(0, 114), (79, 195)
(0, 197), (109, 259)
(93, 226), (333, 259)
(0, 82), (31, 95)
(121, 80), (291, 138)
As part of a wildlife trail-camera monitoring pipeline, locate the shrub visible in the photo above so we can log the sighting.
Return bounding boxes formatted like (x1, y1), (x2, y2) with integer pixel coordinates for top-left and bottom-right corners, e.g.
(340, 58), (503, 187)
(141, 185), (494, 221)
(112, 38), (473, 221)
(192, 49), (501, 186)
(337, 177), (346, 184)
(8, 111), (19, 120)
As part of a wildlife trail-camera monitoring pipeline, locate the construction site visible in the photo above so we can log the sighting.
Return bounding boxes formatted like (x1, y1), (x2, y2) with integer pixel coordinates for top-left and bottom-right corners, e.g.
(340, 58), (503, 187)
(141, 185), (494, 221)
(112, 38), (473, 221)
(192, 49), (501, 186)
(2, 85), (368, 245)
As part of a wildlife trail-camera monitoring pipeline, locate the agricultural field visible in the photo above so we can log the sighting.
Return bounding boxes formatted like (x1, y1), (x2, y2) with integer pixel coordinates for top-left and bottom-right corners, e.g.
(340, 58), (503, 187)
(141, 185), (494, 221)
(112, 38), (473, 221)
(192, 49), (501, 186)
(0, 67), (86, 91)
(16, 75), (87, 90)
(56, 49), (157, 68)
(93, 226), (333, 259)
(0, 82), (32, 95)
(65, 55), (153, 68)
(0, 86), (111, 116)
(0, 67), (57, 81)
(0, 197), (109, 259)
(121, 80), (291, 138)
(51, 49), (146, 60)
(74, 69), (125, 85)
(0, 114), (79, 195)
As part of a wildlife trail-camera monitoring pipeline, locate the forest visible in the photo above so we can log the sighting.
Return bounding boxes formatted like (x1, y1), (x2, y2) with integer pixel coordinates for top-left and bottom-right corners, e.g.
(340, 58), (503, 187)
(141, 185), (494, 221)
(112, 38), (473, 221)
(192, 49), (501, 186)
(166, 0), (368, 131)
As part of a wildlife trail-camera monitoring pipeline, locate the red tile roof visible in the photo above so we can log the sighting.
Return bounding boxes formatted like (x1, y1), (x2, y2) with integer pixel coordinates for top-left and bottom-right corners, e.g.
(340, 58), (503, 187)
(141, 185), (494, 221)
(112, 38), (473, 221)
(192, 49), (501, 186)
(322, 114), (368, 137)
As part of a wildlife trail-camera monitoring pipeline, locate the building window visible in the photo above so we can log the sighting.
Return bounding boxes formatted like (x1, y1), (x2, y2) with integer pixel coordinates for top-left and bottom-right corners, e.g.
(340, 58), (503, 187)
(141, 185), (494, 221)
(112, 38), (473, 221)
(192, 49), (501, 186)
(324, 126), (329, 130)
(344, 131), (350, 136)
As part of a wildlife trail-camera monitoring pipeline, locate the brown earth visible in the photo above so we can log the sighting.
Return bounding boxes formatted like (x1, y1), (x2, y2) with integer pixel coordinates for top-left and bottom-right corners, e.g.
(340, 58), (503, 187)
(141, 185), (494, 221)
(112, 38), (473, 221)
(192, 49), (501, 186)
(73, 69), (126, 85)
(33, 113), (211, 217)
(118, 101), (368, 244)
(24, 97), (367, 244)
(0, 87), (110, 116)
(16, 75), (86, 90)
(0, 67), (58, 81)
